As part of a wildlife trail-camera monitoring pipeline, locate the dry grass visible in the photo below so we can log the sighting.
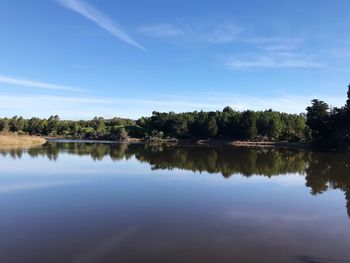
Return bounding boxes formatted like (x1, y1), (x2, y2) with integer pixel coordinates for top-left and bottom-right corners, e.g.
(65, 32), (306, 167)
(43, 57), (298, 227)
(0, 133), (46, 148)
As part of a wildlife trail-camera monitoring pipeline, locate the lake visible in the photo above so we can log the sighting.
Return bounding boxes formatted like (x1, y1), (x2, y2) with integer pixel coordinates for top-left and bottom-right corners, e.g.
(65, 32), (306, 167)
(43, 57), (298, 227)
(1, 141), (350, 263)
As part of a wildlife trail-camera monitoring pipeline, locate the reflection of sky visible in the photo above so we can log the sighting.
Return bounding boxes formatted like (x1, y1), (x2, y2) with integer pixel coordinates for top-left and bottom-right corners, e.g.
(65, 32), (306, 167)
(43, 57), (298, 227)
(0, 152), (149, 175)
(0, 149), (345, 220)
(0, 150), (309, 194)
(0, 149), (349, 262)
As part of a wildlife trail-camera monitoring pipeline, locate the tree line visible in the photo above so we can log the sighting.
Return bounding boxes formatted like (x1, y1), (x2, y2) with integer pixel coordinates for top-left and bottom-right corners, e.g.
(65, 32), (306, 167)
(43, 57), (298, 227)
(138, 108), (307, 141)
(0, 108), (308, 141)
(0, 115), (144, 140)
(3, 82), (350, 144)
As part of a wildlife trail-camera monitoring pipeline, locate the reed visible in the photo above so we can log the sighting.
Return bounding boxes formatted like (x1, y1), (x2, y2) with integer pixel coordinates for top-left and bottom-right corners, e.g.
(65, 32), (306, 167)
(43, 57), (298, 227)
(0, 133), (46, 147)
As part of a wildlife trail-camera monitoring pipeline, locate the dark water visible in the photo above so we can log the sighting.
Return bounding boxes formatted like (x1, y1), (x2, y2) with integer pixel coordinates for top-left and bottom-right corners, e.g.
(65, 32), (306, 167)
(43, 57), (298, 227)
(1, 142), (350, 263)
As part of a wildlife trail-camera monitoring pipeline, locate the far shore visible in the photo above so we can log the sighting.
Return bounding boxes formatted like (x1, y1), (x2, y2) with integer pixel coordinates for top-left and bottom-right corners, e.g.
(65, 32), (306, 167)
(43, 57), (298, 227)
(193, 139), (311, 150)
(0, 134), (47, 148)
(160, 139), (311, 150)
(46, 137), (311, 150)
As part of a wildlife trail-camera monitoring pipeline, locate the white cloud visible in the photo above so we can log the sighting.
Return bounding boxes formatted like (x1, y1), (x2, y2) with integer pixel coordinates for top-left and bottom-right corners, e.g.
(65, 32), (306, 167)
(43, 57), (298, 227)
(204, 23), (243, 44)
(0, 91), (344, 120)
(0, 75), (86, 93)
(138, 24), (184, 37)
(57, 0), (145, 50)
(226, 52), (325, 70)
(245, 37), (302, 51)
(138, 21), (242, 44)
(0, 93), (222, 119)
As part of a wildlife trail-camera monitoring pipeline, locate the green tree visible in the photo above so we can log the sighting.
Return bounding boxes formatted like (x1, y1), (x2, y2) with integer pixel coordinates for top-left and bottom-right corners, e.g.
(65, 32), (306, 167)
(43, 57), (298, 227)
(205, 116), (218, 138)
(27, 117), (41, 134)
(0, 118), (9, 132)
(306, 99), (330, 139)
(167, 116), (188, 138)
(346, 83), (350, 110)
(47, 115), (60, 135)
(83, 127), (95, 139)
(114, 126), (128, 140)
(9, 116), (19, 132)
(239, 111), (257, 139)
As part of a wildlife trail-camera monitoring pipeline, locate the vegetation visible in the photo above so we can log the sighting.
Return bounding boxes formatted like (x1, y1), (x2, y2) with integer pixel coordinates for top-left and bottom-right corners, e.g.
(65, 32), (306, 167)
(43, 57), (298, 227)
(0, 133), (46, 147)
(306, 84), (350, 149)
(0, 116), (142, 140)
(3, 82), (350, 148)
(140, 108), (307, 141)
(0, 109), (308, 142)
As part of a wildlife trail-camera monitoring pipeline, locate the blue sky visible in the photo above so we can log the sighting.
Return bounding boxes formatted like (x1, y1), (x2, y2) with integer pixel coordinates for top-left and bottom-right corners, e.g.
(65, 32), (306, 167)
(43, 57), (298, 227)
(0, 0), (349, 119)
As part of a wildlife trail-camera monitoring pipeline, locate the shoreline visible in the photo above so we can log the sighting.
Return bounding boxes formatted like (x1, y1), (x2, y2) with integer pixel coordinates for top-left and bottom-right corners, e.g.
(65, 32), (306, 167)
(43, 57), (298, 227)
(194, 139), (311, 150)
(46, 137), (311, 150)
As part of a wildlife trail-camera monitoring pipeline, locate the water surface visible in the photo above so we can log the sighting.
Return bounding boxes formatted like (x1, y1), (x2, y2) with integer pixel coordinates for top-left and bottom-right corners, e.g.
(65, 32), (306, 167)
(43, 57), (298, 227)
(1, 142), (350, 263)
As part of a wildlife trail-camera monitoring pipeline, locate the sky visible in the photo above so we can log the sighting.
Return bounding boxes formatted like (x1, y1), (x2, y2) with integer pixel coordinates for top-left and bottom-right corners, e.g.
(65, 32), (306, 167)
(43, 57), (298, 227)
(0, 0), (349, 120)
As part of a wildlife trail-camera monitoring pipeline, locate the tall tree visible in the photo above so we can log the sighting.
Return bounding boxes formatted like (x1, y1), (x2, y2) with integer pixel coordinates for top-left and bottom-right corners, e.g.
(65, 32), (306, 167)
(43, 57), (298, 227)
(239, 111), (257, 139)
(306, 99), (330, 139)
(346, 83), (350, 110)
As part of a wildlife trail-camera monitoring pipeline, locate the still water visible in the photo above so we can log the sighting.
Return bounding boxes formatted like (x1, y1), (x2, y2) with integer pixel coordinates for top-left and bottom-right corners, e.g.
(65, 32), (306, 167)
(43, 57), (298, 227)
(0, 142), (350, 263)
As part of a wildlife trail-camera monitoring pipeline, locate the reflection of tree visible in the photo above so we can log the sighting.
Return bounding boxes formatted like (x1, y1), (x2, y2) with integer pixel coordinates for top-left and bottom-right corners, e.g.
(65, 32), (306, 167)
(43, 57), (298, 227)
(305, 152), (350, 218)
(0, 143), (310, 177)
(0, 148), (24, 159)
(134, 146), (309, 178)
(0, 142), (310, 178)
(2, 142), (350, 218)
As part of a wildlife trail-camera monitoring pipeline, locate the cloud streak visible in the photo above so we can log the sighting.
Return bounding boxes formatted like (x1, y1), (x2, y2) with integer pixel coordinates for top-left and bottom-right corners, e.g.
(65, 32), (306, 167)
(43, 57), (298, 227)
(226, 52), (325, 70)
(0, 75), (86, 93)
(57, 0), (145, 50)
(245, 37), (302, 51)
(204, 23), (242, 44)
(138, 24), (184, 37)
(138, 21), (243, 44)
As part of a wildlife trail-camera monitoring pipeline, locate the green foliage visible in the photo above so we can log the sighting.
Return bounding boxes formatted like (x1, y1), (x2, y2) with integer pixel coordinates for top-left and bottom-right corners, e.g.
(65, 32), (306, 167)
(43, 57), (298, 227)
(239, 111), (257, 139)
(346, 83), (350, 110)
(126, 125), (145, 138)
(0, 115), (135, 140)
(139, 108), (305, 141)
(0, 118), (9, 132)
(306, 83), (350, 149)
(306, 99), (330, 139)
(0, 107), (307, 142)
(112, 126), (128, 140)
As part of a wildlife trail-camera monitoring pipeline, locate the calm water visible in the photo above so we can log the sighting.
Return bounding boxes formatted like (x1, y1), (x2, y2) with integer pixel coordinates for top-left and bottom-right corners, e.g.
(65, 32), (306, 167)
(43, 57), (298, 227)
(1, 142), (350, 263)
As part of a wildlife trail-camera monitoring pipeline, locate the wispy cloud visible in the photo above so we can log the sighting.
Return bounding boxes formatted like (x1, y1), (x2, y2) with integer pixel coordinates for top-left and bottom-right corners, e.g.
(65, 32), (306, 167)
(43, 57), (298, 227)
(226, 52), (325, 70)
(137, 20), (325, 72)
(138, 24), (184, 37)
(0, 90), (344, 120)
(245, 37), (302, 51)
(204, 23), (243, 44)
(138, 21), (242, 44)
(0, 75), (86, 93)
(56, 0), (145, 50)
(0, 93), (220, 119)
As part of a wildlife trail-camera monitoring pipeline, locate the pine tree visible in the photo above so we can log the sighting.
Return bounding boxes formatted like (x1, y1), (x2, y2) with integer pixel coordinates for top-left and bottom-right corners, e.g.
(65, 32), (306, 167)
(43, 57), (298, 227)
(346, 83), (350, 110)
